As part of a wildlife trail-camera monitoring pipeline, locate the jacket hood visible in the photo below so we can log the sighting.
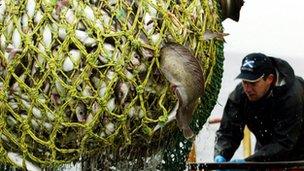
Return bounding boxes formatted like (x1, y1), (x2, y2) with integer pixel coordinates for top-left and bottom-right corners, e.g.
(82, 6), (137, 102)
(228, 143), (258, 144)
(268, 57), (295, 90)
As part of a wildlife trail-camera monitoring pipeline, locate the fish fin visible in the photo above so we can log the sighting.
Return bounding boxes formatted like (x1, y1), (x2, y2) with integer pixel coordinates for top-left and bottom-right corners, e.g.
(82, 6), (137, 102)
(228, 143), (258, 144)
(183, 128), (195, 140)
(153, 103), (178, 132)
(203, 29), (229, 41)
(176, 101), (197, 139)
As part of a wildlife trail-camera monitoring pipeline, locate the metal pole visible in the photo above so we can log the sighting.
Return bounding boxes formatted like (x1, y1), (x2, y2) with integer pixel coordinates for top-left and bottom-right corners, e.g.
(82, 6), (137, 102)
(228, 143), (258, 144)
(243, 126), (252, 157)
(187, 142), (196, 163)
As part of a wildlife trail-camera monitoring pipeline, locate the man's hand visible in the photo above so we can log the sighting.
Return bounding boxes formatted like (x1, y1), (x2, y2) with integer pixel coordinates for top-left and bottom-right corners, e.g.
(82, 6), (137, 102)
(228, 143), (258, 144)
(214, 157), (245, 171)
(215, 155), (227, 163)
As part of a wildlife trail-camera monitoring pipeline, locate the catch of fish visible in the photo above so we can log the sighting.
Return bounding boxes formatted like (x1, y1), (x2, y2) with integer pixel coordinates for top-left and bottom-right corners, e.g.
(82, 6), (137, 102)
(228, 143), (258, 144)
(0, 0), (243, 169)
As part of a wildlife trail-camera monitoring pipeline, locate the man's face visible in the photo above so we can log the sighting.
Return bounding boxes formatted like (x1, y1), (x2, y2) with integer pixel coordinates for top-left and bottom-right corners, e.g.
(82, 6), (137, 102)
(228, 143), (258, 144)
(242, 74), (274, 101)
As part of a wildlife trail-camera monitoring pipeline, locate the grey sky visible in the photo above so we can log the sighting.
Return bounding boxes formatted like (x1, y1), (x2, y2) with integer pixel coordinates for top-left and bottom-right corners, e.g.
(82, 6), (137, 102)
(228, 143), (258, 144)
(223, 0), (304, 58)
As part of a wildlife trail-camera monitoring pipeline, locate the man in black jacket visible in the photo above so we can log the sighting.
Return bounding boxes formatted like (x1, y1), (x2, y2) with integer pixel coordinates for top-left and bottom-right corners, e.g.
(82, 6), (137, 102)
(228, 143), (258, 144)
(214, 53), (304, 163)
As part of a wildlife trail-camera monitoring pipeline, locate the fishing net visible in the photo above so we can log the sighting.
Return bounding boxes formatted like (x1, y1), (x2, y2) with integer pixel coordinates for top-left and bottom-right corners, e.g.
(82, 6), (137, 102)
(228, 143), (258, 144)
(0, 0), (224, 169)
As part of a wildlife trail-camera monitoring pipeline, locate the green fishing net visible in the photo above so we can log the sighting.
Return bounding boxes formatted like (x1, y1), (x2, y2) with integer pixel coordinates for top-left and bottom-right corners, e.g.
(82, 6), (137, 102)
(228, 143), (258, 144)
(0, 0), (224, 170)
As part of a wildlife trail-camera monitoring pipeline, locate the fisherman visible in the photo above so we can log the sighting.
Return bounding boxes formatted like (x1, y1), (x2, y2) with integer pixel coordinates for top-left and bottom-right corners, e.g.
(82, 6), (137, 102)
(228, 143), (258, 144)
(214, 53), (304, 163)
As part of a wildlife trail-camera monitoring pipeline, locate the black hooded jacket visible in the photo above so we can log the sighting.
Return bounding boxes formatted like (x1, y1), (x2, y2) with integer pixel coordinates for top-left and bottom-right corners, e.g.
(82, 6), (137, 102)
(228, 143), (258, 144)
(214, 57), (304, 162)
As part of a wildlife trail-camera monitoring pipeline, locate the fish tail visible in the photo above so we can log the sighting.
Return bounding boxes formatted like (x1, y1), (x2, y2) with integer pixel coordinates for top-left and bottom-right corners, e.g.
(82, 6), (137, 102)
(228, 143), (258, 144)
(183, 127), (195, 140)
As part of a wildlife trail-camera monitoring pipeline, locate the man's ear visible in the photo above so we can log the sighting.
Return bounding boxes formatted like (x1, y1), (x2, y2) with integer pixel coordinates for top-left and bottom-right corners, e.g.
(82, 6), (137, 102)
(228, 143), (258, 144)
(267, 74), (275, 84)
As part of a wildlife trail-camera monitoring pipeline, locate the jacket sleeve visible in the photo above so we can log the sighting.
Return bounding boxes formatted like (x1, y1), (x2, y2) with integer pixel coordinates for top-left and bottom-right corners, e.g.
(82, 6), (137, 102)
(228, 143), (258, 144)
(245, 86), (304, 162)
(214, 87), (245, 161)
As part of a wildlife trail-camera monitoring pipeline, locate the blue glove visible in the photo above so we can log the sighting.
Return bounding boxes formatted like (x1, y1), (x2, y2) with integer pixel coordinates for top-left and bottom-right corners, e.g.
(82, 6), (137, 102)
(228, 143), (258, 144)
(214, 155), (226, 163)
(229, 159), (245, 163)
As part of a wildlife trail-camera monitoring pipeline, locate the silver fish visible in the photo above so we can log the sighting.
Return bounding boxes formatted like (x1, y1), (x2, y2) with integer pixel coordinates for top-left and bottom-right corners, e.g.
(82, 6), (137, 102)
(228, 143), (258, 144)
(75, 30), (97, 47)
(0, 0), (6, 22)
(7, 152), (41, 171)
(26, 0), (36, 18)
(115, 81), (130, 105)
(55, 0), (69, 15)
(76, 103), (87, 122)
(203, 29), (229, 41)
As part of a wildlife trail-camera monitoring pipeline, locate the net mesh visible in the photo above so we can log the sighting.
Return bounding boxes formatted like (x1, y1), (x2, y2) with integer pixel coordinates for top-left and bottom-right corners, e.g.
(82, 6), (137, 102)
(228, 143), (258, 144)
(0, 0), (224, 169)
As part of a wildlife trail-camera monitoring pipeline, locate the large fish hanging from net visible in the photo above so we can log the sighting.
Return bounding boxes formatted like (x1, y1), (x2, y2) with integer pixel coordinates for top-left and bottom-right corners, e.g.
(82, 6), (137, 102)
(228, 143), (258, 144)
(0, 0), (243, 170)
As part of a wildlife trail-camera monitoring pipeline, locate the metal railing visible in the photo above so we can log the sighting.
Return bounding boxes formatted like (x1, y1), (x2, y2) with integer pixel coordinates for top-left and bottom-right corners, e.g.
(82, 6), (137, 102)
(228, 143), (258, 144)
(187, 161), (304, 170)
